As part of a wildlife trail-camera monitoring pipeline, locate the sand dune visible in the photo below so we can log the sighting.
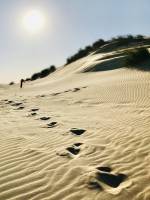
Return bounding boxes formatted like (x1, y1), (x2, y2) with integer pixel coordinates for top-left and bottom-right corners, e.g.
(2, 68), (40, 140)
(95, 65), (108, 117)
(0, 48), (150, 200)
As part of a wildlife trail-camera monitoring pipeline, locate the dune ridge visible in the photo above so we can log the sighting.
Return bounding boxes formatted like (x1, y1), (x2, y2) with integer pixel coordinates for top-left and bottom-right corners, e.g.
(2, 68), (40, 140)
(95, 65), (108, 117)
(0, 46), (150, 200)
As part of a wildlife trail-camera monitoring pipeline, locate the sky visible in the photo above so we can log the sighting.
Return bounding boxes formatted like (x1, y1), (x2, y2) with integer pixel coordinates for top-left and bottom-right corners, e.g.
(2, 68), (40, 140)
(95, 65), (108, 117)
(0, 0), (150, 83)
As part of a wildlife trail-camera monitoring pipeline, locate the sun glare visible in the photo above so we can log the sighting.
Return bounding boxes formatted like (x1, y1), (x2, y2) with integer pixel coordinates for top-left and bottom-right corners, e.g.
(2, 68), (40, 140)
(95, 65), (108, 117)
(23, 10), (45, 34)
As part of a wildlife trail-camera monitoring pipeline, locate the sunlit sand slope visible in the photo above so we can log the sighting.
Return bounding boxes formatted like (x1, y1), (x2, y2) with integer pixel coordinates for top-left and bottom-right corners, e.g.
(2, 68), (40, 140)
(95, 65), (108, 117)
(0, 48), (150, 200)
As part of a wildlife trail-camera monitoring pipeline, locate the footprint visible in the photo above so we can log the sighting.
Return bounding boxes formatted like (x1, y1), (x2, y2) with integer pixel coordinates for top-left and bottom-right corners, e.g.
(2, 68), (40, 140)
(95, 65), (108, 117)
(73, 142), (83, 147)
(31, 112), (37, 116)
(6, 100), (13, 104)
(11, 102), (22, 106)
(64, 89), (72, 93)
(70, 128), (86, 135)
(27, 112), (37, 117)
(58, 144), (81, 158)
(40, 117), (50, 121)
(15, 106), (25, 110)
(96, 171), (127, 188)
(51, 92), (61, 96)
(73, 88), (80, 92)
(30, 108), (39, 112)
(47, 122), (57, 128)
(96, 166), (112, 173)
(87, 168), (130, 194)
(66, 146), (80, 155)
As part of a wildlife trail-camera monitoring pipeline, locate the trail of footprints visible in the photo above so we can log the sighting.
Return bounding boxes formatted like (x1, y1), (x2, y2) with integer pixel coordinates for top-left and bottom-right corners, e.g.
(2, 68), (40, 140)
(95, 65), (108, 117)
(2, 99), (58, 128)
(1, 98), (128, 193)
(51, 86), (87, 96)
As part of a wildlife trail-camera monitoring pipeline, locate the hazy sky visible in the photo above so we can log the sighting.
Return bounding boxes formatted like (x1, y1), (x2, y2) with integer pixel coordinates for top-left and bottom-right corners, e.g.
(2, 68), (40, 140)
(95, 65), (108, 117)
(0, 0), (150, 83)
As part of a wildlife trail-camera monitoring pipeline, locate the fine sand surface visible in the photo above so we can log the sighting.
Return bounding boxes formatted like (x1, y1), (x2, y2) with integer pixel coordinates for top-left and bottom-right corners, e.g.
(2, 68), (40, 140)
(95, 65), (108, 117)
(0, 50), (150, 200)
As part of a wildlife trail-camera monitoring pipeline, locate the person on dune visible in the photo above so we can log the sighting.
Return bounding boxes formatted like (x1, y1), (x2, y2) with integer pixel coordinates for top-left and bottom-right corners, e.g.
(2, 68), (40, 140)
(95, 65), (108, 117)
(20, 79), (25, 88)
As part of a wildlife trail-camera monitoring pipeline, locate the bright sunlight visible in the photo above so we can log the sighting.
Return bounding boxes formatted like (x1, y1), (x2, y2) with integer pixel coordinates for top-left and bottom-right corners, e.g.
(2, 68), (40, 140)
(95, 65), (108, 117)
(23, 10), (45, 34)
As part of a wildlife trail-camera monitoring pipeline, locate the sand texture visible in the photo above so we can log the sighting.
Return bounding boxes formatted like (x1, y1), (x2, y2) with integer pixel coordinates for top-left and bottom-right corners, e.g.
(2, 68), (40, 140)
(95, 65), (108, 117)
(0, 49), (150, 200)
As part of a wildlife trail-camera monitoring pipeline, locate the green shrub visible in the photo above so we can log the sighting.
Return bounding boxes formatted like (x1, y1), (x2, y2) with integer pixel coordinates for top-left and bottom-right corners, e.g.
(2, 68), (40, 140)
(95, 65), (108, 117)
(126, 48), (150, 66)
(31, 73), (40, 81)
(49, 65), (56, 73)
(40, 68), (50, 78)
(66, 48), (89, 65)
(92, 39), (105, 50)
(65, 35), (146, 65)
(30, 65), (56, 81)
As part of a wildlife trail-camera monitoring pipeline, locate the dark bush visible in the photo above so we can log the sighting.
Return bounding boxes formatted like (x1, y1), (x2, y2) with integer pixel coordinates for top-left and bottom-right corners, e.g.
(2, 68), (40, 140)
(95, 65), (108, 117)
(31, 73), (40, 81)
(66, 48), (93, 65)
(66, 48), (87, 65)
(30, 65), (56, 81)
(126, 48), (150, 66)
(66, 39), (106, 65)
(9, 82), (15, 85)
(49, 65), (56, 72)
(40, 68), (50, 78)
(84, 46), (93, 52)
(92, 39), (105, 50)
(135, 35), (145, 42)
(39, 65), (56, 78)
(110, 34), (146, 47)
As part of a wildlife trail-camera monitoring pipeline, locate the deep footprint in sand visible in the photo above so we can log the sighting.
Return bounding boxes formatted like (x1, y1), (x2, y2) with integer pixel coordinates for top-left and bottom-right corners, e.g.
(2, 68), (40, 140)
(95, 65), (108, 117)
(30, 108), (39, 112)
(47, 122), (57, 128)
(96, 166), (112, 173)
(96, 171), (127, 188)
(66, 146), (80, 155)
(15, 106), (25, 110)
(31, 112), (37, 116)
(72, 88), (80, 92)
(70, 128), (86, 135)
(87, 168), (127, 193)
(73, 142), (83, 147)
(27, 112), (37, 117)
(40, 117), (50, 121)
(58, 144), (81, 158)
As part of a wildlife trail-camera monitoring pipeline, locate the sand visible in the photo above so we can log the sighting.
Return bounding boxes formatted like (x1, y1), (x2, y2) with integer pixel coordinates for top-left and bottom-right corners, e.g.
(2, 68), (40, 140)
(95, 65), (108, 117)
(0, 50), (150, 200)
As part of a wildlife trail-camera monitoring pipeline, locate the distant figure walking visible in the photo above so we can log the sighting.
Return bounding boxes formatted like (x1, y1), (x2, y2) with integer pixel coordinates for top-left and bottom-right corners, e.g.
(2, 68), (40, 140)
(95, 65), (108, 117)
(20, 79), (24, 88)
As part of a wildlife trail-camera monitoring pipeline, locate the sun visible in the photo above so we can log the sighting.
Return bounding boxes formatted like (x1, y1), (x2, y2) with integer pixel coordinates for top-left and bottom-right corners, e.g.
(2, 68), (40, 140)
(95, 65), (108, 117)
(23, 10), (45, 34)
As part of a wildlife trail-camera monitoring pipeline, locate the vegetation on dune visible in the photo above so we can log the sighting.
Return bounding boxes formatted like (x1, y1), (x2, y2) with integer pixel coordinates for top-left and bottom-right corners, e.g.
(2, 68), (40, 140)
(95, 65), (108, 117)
(30, 65), (56, 81)
(65, 34), (147, 65)
(25, 34), (149, 82)
(31, 72), (41, 81)
(125, 47), (150, 70)
(110, 35), (145, 46)
(9, 81), (15, 85)
(66, 39), (106, 65)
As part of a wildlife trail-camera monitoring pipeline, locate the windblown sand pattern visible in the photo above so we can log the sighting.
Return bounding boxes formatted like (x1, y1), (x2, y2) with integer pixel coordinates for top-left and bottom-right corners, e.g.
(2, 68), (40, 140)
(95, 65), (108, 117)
(0, 49), (150, 200)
